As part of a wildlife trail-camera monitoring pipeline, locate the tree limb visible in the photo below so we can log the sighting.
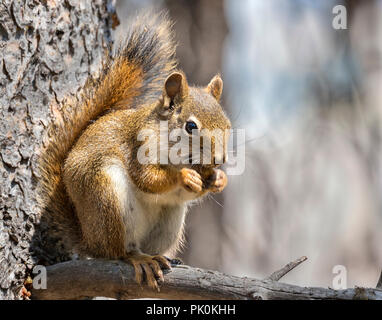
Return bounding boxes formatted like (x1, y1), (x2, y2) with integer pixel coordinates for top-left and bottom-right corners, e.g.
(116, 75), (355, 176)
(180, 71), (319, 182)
(31, 259), (382, 300)
(377, 271), (382, 289)
(265, 256), (307, 281)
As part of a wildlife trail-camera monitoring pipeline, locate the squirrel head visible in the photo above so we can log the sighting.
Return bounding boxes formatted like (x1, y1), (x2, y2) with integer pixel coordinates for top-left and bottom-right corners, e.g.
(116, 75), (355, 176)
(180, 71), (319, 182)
(153, 71), (231, 171)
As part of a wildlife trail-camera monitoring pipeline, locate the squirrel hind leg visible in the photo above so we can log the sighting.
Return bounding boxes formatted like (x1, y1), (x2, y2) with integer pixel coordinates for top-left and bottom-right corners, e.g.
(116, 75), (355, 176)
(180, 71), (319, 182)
(64, 163), (130, 259)
(123, 252), (171, 291)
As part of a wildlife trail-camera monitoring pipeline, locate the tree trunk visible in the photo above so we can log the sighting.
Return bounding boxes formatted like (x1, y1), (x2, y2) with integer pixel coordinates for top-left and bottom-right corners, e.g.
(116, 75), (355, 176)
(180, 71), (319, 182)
(0, 0), (115, 299)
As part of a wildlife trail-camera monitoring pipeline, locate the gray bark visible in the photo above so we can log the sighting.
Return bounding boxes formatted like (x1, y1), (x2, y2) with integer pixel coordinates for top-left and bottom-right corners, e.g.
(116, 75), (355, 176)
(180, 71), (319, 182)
(0, 0), (115, 299)
(31, 259), (382, 300)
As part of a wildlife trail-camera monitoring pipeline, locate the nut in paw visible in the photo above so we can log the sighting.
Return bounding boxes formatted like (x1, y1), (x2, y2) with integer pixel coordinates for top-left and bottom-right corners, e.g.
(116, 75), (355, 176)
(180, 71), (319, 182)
(204, 169), (227, 193)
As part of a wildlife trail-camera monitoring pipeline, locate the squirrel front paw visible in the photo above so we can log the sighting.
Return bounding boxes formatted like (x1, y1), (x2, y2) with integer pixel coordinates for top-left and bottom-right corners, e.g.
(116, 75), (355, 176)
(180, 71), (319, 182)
(179, 168), (203, 193)
(204, 169), (227, 193)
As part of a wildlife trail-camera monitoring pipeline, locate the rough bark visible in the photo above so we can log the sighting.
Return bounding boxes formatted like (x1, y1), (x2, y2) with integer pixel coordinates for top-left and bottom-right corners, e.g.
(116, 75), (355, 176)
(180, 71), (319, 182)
(31, 259), (382, 300)
(0, 0), (115, 299)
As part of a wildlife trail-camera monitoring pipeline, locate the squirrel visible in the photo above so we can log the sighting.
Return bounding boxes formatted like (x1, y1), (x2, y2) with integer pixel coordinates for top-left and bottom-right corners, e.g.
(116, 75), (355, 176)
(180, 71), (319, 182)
(38, 12), (231, 290)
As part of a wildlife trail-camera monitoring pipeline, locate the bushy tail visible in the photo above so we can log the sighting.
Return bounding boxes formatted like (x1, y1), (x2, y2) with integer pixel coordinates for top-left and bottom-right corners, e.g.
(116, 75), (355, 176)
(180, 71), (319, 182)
(37, 12), (177, 261)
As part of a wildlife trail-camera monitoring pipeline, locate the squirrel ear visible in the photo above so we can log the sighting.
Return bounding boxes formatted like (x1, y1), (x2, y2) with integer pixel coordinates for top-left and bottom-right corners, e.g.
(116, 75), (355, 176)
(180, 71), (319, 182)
(206, 75), (223, 101)
(164, 72), (189, 100)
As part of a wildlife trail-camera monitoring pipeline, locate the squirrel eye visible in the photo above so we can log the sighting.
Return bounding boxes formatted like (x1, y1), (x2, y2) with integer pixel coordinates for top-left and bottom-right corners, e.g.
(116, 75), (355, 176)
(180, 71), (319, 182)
(185, 121), (198, 134)
(169, 100), (175, 110)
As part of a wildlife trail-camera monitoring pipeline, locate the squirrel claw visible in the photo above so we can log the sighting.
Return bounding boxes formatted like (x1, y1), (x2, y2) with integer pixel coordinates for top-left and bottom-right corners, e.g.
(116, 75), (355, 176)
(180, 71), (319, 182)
(124, 253), (171, 291)
(164, 256), (184, 266)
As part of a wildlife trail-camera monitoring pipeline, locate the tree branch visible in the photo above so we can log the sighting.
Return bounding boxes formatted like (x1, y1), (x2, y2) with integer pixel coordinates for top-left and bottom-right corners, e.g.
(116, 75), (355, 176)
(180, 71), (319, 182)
(377, 271), (382, 289)
(31, 259), (382, 300)
(265, 256), (307, 281)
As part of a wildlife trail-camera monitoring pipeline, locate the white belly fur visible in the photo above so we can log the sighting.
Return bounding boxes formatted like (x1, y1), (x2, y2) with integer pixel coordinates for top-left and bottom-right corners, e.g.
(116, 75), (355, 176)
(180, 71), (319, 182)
(104, 162), (197, 254)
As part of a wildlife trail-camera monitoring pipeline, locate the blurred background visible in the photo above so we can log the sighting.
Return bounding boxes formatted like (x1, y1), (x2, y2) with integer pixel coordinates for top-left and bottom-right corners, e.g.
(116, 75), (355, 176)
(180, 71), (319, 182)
(115, 0), (382, 288)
